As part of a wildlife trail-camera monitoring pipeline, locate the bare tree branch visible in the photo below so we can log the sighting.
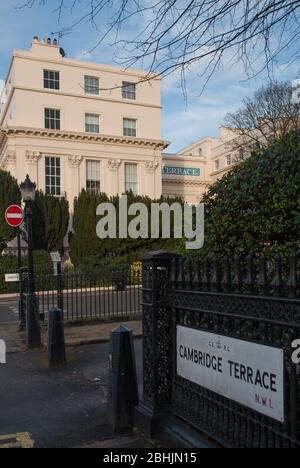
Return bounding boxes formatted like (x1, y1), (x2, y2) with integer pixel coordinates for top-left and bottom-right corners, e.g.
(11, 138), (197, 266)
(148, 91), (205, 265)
(19, 0), (300, 90)
(224, 81), (300, 156)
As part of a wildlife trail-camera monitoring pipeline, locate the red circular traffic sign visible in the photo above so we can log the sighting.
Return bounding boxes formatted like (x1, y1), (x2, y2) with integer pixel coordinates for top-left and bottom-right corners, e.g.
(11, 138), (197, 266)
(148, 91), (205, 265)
(5, 205), (24, 228)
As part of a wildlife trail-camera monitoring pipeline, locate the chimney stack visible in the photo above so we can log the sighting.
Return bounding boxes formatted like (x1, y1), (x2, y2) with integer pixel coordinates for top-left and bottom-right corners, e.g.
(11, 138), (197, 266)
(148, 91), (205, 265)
(53, 39), (58, 47)
(33, 36), (39, 43)
(47, 38), (52, 45)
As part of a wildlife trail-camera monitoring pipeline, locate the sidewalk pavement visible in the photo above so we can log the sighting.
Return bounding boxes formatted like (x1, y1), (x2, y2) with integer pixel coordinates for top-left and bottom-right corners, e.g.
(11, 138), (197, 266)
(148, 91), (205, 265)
(0, 340), (147, 448)
(0, 320), (142, 354)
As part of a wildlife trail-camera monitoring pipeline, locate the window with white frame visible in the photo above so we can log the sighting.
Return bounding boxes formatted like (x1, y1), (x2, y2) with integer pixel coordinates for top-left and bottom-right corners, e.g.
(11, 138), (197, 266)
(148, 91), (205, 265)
(123, 118), (137, 137)
(122, 82), (136, 100)
(214, 159), (220, 171)
(125, 163), (138, 194)
(44, 70), (60, 90)
(86, 160), (101, 194)
(85, 113), (100, 133)
(84, 76), (99, 95)
(45, 108), (60, 130)
(45, 156), (61, 196)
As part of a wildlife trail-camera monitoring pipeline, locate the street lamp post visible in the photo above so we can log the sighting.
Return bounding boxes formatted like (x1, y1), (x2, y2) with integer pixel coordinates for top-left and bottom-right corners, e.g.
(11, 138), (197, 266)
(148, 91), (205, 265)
(20, 175), (41, 349)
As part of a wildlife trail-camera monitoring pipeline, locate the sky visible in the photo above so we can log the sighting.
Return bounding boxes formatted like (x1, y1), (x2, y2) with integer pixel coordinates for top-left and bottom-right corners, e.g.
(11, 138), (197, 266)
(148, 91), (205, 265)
(0, 1), (299, 153)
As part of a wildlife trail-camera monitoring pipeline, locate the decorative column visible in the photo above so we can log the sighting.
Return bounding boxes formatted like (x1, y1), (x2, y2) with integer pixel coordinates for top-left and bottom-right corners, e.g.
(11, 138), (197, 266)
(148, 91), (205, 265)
(67, 155), (83, 204)
(0, 150), (17, 175)
(135, 250), (181, 438)
(145, 161), (160, 199)
(26, 151), (42, 185)
(107, 159), (122, 196)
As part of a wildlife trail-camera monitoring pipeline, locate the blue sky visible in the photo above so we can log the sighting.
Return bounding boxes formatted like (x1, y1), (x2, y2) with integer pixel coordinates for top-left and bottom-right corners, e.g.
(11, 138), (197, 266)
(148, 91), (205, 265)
(0, 1), (299, 152)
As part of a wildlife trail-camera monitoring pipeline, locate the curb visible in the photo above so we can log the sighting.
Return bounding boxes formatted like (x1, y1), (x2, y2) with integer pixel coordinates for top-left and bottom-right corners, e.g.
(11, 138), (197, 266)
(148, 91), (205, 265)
(0, 294), (18, 300)
(65, 333), (143, 348)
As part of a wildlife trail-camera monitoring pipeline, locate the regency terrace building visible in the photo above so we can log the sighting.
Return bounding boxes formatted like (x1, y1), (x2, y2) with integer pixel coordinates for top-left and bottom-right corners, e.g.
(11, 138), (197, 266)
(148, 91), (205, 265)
(0, 36), (238, 206)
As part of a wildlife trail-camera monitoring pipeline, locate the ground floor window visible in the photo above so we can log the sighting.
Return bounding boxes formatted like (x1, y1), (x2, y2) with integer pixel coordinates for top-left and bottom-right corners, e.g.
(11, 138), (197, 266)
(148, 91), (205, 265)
(125, 163), (138, 194)
(86, 160), (101, 194)
(45, 156), (61, 196)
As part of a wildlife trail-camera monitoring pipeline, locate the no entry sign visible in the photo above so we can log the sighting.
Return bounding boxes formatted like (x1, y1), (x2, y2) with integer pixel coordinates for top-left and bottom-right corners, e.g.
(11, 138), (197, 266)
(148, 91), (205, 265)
(5, 205), (24, 228)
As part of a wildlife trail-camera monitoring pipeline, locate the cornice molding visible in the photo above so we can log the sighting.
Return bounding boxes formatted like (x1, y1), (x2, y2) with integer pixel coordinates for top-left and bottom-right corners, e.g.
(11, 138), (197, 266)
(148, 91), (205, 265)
(0, 127), (169, 151)
(162, 178), (211, 187)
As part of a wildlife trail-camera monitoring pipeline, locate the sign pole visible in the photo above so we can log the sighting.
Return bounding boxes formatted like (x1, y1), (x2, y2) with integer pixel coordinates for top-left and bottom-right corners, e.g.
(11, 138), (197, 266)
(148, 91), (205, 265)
(17, 228), (25, 331)
(24, 201), (41, 349)
(17, 228), (22, 270)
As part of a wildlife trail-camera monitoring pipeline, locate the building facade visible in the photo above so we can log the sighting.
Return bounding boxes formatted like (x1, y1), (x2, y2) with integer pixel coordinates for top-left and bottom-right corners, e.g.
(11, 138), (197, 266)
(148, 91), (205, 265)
(161, 127), (241, 203)
(0, 37), (168, 205)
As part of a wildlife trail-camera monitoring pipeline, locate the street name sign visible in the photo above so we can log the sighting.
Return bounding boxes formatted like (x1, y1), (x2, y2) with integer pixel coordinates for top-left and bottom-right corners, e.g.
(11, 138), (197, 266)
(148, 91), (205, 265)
(5, 205), (24, 228)
(50, 252), (61, 263)
(5, 274), (20, 283)
(177, 326), (285, 422)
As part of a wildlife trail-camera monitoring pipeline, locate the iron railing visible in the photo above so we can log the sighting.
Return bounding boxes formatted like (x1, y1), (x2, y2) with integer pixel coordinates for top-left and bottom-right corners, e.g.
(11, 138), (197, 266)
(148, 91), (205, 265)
(138, 251), (300, 448)
(33, 269), (142, 323)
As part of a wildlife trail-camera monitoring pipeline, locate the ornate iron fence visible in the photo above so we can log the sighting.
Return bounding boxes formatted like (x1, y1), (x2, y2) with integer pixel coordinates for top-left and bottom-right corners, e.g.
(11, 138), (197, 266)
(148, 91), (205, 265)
(137, 251), (300, 448)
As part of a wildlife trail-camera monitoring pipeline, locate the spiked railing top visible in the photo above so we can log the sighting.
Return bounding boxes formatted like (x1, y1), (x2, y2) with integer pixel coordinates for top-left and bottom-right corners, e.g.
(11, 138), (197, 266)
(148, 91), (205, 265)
(169, 252), (300, 298)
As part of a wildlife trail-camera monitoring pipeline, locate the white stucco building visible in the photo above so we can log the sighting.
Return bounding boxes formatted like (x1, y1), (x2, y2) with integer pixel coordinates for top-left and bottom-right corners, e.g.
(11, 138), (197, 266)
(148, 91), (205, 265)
(161, 127), (241, 204)
(0, 36), (248, 209)
(0, 36), (168, 205)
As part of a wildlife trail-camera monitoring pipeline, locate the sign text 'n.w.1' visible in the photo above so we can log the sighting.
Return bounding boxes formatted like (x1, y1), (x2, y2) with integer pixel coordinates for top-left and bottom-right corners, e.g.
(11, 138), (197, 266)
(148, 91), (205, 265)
(177, 326), (285, 422)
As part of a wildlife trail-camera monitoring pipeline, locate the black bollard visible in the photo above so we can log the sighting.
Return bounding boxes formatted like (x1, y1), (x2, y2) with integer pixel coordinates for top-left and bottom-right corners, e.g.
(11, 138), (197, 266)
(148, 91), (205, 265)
(48, 307), (66, 368)
(107, 326), (139, 434)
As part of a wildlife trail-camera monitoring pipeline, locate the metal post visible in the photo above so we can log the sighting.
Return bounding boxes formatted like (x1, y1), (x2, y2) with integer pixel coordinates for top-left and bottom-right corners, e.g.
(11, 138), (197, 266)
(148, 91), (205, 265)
(25, 202), (41, 349)
(17, 229), (25, 331)
(57, 262), (64, 311)
(107, 326), (139, 434)
(135, 250), (180, 439)
(48, 308), (66, 367)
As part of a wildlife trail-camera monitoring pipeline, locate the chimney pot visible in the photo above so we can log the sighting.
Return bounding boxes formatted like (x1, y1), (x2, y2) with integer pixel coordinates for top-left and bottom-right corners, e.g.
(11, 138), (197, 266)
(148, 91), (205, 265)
(47, 38), (52, 45)
(33, 36), (38, 43)
(53, 39), (58, 46)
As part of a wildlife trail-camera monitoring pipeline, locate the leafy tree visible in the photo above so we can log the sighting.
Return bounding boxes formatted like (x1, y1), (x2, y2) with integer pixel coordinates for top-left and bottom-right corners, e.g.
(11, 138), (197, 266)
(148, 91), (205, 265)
(0, 170), (21, 252)
(32, 191), (69, 253)
(179, 132), (300, 258)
